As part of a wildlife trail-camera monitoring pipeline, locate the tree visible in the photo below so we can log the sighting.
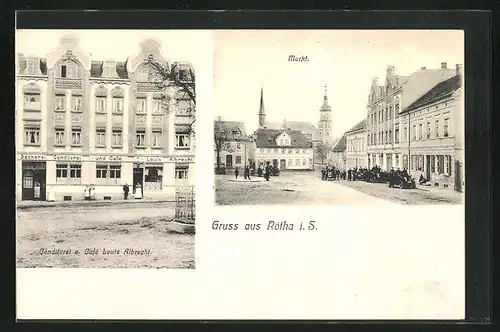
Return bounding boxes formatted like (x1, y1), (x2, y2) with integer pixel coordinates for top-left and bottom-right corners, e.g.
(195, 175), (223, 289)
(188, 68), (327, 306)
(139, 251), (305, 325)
(146, 58), (196, 134)
(214, 119), (232, 174)
(315, 142), (331, 164)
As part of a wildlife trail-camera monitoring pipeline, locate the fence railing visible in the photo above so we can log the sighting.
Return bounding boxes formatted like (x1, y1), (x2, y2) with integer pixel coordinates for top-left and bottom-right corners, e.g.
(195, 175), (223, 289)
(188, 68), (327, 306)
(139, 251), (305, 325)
(175, 186), (195, 224)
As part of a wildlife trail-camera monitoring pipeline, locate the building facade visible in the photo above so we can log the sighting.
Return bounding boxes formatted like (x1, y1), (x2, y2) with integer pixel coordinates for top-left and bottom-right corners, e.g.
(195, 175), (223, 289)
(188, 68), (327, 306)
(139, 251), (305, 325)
(399, 74), (464, 190)
(366, 63), (457, 172)
(252, 129), (314, 171)
(345, 119), (368, 169)
(16, 34), (195, 201)
(214, 118), (252, 170)
(329, 135), (346, 170)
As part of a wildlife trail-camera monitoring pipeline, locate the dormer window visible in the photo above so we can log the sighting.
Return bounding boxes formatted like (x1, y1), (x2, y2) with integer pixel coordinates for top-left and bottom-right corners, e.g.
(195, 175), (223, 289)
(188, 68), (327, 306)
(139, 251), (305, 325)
(233, 130), (240, 139)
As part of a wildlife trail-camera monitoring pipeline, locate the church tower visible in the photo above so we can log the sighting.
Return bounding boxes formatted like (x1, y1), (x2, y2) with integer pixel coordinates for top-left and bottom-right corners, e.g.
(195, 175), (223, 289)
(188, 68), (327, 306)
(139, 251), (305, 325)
(258, 86), (266, 128)
(318, 85), (333, 144)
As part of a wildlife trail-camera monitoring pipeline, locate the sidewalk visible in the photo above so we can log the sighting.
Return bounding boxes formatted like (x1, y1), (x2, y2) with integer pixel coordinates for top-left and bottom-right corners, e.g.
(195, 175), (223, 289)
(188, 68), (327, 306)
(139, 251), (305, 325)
(16, 197), (175, 210)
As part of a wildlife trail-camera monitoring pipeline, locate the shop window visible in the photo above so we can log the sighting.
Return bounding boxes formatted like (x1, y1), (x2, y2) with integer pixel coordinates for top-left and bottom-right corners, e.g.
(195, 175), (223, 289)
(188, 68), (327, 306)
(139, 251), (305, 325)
(302, 159), (307, 166)
(24, 126), (40, 146)
(175, 165), (188, 180)
(71, 128), (82, 146)
(235, 156), (242, 164)
(96, 164), (108, 179)
(95, 129), (106, 147)
(445, 155), (452, 175)
(437, 155), (445, 174)
(287, 159), (292, 166)
(431, 155), (436, 173)
(55, 128), (65, 146)
(135, 130), (146, 147)
(110, 165), (121, 179)
(295, 159), (300, 166)
(70, 164), (81, 178)
(56, 164), (68, 178)
(112, 130), (122, 147)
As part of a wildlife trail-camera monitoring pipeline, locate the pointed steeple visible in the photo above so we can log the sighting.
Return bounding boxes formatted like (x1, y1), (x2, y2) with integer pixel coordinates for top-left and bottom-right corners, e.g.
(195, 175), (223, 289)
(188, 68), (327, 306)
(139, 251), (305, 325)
(258, 85), (266, 128)
(259, 85), (265, 115)
(321, 84), (331, 110)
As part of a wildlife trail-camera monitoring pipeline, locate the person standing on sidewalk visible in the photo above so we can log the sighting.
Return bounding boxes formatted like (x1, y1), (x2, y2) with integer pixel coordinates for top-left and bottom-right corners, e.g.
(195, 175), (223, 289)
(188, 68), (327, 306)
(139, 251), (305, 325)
(123, 183), (129, 200)
(234, 167), (239, 179)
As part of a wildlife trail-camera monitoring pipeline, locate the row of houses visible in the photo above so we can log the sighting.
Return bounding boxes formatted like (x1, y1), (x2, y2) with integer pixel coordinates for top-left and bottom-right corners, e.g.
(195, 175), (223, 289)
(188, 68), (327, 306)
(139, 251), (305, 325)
(16, 34), (196, 201)
(330, 62), (464, 191)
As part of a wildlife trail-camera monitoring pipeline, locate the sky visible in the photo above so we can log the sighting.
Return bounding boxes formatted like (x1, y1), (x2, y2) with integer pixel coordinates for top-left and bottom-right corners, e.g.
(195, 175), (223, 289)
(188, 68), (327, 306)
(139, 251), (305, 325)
(213, 30), (464, 138)
(16, 29), (210, 66)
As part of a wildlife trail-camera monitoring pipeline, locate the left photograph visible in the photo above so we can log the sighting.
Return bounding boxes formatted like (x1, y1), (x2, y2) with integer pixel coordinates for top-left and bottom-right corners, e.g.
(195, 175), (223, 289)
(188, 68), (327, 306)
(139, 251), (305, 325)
(16, 30), (197, 268)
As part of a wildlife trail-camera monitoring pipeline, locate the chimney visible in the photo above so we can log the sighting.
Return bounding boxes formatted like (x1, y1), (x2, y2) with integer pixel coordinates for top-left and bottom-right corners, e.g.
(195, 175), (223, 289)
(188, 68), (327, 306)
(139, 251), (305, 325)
(217, 116), (222, 122)
(456, 63), (463, 76)
(283, 119), (287, 130)
(441, 62), (447, 69)
(420, 66), (426, 70)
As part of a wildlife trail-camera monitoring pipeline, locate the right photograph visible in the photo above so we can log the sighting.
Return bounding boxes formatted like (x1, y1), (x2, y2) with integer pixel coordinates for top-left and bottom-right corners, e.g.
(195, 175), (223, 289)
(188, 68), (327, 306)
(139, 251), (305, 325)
(213, 30), (464, 206)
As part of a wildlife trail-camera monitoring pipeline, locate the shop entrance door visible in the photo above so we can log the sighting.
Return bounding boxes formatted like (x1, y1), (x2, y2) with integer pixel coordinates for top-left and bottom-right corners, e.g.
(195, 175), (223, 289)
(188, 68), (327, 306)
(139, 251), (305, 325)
(22, 162), (46, 201)
(133, 167), (144, 197)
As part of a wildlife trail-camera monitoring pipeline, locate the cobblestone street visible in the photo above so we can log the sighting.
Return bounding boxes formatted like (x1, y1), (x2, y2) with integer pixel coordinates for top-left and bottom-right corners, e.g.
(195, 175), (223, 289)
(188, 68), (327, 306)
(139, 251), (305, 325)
(215, 169), (463, 205)
(16, 201), (195, 268)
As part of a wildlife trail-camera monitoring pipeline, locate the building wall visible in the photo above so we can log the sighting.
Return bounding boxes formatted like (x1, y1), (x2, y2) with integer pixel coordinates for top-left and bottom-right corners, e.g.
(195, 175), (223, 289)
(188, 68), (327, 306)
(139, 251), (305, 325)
(254, 147), (314, 170)
(330, 151), (346, 170)
(215, 140), (252, 169)
(16, 38), (195, 201)
(345, 130), (368, 169)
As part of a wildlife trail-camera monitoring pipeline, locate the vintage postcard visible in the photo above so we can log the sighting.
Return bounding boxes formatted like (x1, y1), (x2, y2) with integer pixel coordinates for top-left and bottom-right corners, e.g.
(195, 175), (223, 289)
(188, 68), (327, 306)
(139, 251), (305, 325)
(213, 30), (464, 206)
(15, 30), (198, 269)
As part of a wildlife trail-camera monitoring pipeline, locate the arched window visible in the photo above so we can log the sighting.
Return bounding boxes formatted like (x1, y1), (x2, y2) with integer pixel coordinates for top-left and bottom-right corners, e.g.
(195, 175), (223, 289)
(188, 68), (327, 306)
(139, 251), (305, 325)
(111, 87), (124, 114)
(135, 63), (163, 83)
(57, 59), (82, 78)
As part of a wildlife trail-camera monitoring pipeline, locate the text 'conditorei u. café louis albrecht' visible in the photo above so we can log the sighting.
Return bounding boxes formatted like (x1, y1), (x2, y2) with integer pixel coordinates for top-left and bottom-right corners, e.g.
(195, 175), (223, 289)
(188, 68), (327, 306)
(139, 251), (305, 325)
(16, 34), (195, 201)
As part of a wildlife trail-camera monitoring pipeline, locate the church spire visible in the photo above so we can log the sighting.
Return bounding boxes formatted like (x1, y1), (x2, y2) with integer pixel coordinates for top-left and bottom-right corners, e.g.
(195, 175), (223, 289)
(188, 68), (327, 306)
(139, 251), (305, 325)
(322, 84), (330, 109)
(258, 85), (266, 128)
(259, 85), (265, 114)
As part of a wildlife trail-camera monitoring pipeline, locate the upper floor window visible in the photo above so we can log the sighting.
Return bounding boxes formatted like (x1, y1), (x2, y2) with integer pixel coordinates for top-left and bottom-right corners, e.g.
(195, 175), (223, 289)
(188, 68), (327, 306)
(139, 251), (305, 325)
(55, 95), (66, 111)
(72, 96), (82, 112)
(24, 125), (40, 146)
(96, 97), (106, 113)
(152, 130), (162, 148)
(435, 120), (440, 138)
(444, 118), (450, 137)
(176, 99), (192, 116)
(136, 63), (162, 83)
(427, 122), (431, 139)
(23, 84), (42, 111)
(112, 97), (123, 114)
(136, 98), (147, 114)
(153, 99), (163, 114)
(135, 130), (146, 147)
(58, 60), (82, 79)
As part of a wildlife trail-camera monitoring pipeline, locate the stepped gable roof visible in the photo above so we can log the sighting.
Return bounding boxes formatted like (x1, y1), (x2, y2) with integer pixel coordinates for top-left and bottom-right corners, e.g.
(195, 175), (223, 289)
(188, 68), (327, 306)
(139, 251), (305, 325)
(214, 120), (247, 139)
(345, 119), (366, 134)
(331, 135), (346, 152)
(403, 74), (462, 113)
(254, 128), (312, 149)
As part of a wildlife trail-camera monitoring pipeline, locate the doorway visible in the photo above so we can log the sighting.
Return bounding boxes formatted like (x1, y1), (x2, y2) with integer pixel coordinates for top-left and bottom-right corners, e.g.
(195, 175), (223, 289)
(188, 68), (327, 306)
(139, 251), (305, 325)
(133, 166), (144, 196)
(280, 159), (286, 170)
(22, 162), (46, 201)
(225, 155), (233, 168)
(425, 155), (431, 179)
(454, 161), (462, 192)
